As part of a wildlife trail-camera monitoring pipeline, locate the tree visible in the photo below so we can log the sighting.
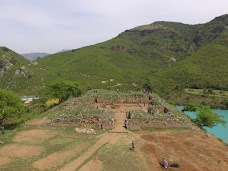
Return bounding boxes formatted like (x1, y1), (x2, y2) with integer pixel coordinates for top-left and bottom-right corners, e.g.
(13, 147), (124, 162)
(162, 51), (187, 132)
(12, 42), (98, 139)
(0, 89), (25, 120)
(30, 97), (48, 114)
(208, 88), (214, 94)
(182, 102), (201, 112)
(195, 105), (226, 128)
(143, 78), (153, 93)
(45, 81), (82, 103)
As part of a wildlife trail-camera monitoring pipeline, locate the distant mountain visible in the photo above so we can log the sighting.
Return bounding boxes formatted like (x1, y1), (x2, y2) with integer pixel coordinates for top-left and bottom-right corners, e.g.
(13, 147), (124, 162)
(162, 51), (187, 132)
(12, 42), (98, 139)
(59, 49), (70, 53)
(21, 53), (49, 61)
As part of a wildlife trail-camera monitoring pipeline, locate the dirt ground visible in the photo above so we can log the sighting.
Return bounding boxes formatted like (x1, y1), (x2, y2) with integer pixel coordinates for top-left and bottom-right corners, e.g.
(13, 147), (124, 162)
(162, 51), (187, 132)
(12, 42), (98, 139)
(0, 102), (227, 171)
(0, 157), (12, 166)
(79, 159), (104, 171)
(0, 144), (44, 158)
(85, 102), (228, 171)
(13, 129), (55, 144)
(141, 131), (228, 171)
(33, 143), (88, 170)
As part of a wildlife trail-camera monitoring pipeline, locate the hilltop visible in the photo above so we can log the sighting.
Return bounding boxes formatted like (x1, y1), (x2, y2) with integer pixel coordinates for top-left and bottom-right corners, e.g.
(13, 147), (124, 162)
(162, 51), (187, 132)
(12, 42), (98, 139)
(0, 15), (227, 107)
(0, 90), (227, 170)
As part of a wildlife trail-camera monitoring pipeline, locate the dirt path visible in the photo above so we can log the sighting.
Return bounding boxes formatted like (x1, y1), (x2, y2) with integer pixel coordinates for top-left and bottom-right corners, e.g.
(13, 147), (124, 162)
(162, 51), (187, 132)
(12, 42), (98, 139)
(59, 103), (146, 171)
(59, 133), (117, 171)
(108, 103), (147, 133)
(111, 107), (128, 133)
(25, 117), (50, 125)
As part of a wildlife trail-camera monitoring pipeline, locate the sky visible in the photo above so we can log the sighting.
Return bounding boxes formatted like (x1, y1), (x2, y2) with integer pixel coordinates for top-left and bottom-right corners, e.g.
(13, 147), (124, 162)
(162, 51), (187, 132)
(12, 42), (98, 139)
(0, 0), (227, 54)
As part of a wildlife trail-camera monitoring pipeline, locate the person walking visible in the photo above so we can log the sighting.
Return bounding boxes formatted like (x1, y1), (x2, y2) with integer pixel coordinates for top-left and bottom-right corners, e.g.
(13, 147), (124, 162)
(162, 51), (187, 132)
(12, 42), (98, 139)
(124, 120), (128, 129)
(132, 140), (135, 151)
(112, 118), (115, 128)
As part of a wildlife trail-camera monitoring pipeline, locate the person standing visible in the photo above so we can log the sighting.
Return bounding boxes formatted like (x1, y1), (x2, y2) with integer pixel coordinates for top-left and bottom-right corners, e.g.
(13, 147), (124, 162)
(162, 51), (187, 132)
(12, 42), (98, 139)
(163, 159), (168, 169)
(121, 108), (124, 114)
(1, 126), (4, 134)
(112, 118), (115, 128)
(0, 119), (4, 134)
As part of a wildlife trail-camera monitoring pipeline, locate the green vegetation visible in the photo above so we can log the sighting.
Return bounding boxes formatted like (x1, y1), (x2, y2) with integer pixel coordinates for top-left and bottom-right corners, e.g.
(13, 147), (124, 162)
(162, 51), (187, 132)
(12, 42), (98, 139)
(45, 80), (82, 103)
(182, 102), (201, 112)
(0, 88), (40, 128)
(0, 15), (228, 109)
(143, 78), (153, 93)
(183, 102), (226, 128)
(195, 105), (226, 128)
(0, 88), (25, 120)
(184, 88), (228, 98)
(0, 46), (30, 93)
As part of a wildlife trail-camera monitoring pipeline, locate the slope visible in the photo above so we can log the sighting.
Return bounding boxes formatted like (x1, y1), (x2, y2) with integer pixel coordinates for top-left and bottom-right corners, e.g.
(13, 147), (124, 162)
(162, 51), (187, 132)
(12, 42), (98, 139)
(160, 30), (228, 90)
(12, 20), (198, 94)
(0, 47), (31, 92)
(0, 15), (227, 96)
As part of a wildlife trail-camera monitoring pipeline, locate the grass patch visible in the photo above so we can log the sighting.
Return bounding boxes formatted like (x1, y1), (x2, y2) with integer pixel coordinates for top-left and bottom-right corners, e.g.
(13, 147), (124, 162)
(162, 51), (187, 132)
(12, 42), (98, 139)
(218, 138), (228, 146)
(153, 127), (191, 131)
(130, 130), (139, 133)
(0, 129), (18, 146)
(184, 89), (228, 98)
(0, 123), (100, 171)
(147, 127), (155, 132)
(95, 137), (149, 171)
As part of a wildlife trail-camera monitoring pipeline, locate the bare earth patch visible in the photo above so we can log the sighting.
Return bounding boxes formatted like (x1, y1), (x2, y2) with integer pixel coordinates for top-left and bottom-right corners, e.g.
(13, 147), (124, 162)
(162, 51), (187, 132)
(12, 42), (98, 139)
(79, 159), (103, 171)
(0, 157), (12, 166)
(141, 130), (228, 171)
(0, 144), (44, 158)
(59, 133), (116, 171)
(13, 129), (55, 144)
(33, 143), (88, 170)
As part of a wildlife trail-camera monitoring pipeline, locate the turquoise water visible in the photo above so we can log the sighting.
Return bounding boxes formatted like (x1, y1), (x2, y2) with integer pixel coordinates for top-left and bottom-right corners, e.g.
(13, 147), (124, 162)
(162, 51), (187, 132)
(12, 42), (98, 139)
(176, 106), (228, 143)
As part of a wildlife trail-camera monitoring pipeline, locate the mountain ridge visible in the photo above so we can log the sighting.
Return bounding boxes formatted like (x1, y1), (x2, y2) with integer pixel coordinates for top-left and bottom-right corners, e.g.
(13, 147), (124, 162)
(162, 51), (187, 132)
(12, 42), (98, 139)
(0, 15), (227, 101)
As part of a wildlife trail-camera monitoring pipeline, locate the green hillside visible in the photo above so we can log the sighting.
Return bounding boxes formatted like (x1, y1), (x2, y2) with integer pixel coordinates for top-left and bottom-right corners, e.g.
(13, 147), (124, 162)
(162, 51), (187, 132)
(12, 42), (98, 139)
(160, 31), (228, 90)
(0, 47), (30, 92)
(0, 15), (227, 101)
(10, 21), (198, 93)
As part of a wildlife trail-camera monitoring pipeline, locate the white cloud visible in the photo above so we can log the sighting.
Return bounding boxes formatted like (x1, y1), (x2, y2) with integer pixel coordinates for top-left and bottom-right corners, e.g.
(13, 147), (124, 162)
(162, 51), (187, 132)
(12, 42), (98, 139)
(0, 0), (227, 53)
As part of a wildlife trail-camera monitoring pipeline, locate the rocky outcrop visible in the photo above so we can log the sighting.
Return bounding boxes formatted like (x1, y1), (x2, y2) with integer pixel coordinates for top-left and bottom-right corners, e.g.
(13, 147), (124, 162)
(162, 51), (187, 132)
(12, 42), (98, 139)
(14, 66), (32, 78)
(0, 55), (14, 77)
(112, 45), (136, 54)
(224, 26), (228, 30)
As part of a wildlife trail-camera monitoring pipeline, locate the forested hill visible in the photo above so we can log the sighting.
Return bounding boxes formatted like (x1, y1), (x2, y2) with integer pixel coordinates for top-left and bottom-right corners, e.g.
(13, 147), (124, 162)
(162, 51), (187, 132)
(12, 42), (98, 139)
(0, 14), (227, 96)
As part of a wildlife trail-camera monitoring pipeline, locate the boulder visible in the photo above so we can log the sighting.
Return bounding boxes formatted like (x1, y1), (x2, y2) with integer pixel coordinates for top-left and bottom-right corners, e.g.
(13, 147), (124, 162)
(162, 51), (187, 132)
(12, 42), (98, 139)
(164, 107), (169, 113)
